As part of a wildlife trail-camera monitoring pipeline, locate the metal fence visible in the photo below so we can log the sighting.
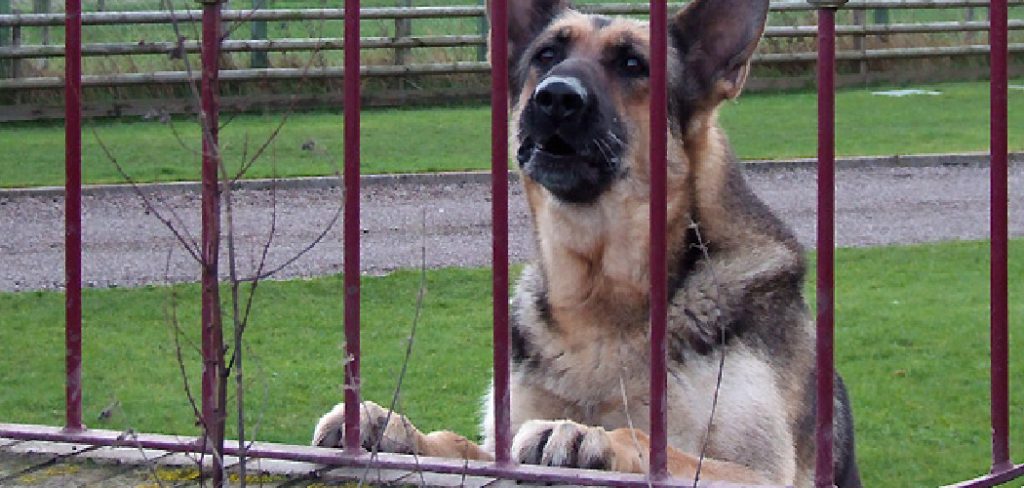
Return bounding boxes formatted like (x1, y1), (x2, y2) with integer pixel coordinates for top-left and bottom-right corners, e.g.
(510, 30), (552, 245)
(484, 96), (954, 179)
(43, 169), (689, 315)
(0, 0), (1018, 486)
(0, 0), (1022, 120)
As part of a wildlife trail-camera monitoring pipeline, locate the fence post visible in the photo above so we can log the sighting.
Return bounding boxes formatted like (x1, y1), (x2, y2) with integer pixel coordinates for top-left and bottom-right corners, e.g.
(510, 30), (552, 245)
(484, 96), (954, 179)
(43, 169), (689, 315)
(476, 0), (486, 62)
(488, 0), (511, 467)
(0, 0), (10, 78)
(394, 0), (411, 89)
(251, 0), (268, 68)
(198, 0), (226, 486)
(34, 0), (50, 71)
(809, 0), (846, 487)
(648, 0), (669, 480)
(852, 9), (868, 84)
(989, 0), (1010, 475)
(965, 6), (976, 44)
(34, 0), (50, 44)
(342, 0), (363, 456)
(64, 0), (84, 434)
(10, 9), (19, 79)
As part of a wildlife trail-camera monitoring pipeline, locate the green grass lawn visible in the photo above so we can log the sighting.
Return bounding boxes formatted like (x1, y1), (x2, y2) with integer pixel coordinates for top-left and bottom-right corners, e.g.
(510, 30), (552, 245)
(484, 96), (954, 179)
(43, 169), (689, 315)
(1, 239), (1023, 486)
(1, 79), (1021, 188)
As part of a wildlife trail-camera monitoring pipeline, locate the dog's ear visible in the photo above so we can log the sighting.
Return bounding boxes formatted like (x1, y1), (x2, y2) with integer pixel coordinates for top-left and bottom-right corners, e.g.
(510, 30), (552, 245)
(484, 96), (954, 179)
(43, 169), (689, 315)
(488, 0), (572, 72)
(670, 0), (770, 101)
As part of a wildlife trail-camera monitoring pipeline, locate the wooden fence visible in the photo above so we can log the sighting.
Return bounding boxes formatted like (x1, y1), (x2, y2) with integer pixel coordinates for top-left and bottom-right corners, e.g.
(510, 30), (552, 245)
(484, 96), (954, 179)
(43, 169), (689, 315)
(0, 0), (1022, 120)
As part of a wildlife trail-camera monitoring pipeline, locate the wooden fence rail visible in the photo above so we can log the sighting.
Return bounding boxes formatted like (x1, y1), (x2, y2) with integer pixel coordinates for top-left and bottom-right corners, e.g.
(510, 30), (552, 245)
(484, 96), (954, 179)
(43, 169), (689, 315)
(3, 43), (1021, 90)
(0, 0), (1021, 120)
(2, 20), (1023, 59)
(0, 0), (1021, 27)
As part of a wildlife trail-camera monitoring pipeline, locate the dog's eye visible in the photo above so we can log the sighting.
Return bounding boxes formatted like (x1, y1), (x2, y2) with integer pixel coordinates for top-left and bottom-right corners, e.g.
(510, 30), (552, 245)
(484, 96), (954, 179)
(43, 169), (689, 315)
(620, 55), (649, 78)
(535, 47), (559, 68)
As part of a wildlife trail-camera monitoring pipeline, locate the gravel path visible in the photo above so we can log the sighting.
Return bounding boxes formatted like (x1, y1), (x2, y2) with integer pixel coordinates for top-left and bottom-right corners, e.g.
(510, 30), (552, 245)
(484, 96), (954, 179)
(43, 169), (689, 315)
(1, 163), (1022, 292)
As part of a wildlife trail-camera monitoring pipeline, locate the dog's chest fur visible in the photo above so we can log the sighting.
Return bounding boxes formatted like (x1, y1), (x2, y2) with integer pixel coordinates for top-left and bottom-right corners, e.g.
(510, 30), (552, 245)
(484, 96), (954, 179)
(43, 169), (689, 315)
(492, 265), (798, 481)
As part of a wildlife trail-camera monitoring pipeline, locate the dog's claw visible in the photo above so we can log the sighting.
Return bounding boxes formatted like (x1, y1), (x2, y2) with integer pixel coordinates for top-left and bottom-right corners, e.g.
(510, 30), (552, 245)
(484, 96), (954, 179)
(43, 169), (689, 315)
(312, 400), (419, 454)
(512, 420), (613, 471)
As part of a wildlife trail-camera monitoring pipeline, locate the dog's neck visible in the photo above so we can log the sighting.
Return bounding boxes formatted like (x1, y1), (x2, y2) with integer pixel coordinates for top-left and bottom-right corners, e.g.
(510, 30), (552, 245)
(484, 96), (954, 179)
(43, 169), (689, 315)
(524, 180), (691, 336)
(523, 123), (730, 336)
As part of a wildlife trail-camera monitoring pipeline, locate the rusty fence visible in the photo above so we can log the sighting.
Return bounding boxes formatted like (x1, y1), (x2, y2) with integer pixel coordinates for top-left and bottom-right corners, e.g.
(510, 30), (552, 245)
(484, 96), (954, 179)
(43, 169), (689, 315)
(0, 0), (1018, 486)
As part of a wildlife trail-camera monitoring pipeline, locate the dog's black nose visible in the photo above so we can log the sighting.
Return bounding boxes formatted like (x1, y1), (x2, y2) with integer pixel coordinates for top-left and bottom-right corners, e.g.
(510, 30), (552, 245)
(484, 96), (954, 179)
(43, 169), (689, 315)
(533, 76), (588, 122)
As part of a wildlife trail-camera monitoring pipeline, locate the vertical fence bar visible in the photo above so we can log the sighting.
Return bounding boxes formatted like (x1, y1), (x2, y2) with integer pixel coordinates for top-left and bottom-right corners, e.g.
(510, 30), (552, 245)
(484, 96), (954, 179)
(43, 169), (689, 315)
(811, 1), (843, 486)
(648, 0), (669, 480)
(63, 0), (83, 433)
(343, 0), (362, 454)
(200, 2), (225, 485)
(989, 0), (1010, 474)
(490, 0), (511, 466)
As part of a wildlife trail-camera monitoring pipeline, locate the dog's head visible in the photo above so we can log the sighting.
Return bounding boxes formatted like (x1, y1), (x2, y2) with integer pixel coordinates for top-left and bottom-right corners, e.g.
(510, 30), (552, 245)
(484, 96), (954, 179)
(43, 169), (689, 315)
(498, 0), (769, 205)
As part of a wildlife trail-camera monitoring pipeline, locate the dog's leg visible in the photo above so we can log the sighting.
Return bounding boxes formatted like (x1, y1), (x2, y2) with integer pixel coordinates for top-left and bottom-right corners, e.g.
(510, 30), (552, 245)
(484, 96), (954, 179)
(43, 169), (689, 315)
(512, 419), (769, 483)
(313, 401), (494, 461)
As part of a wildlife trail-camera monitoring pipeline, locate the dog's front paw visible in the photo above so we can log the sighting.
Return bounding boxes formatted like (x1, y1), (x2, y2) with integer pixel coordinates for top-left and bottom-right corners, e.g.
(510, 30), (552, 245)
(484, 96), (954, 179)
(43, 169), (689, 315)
(312, 400), (421, 454)
(512, 420), (620, 471)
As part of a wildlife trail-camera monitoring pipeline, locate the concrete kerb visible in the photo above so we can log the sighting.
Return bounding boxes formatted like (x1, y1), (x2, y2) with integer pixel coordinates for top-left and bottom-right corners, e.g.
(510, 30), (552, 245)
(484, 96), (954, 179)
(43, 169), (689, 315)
(1, 152), (1021, 199)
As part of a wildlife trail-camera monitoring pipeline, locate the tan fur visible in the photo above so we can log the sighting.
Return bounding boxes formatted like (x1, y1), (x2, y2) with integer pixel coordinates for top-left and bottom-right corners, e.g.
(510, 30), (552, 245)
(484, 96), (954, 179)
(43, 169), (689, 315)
(315, 3), (859, 486)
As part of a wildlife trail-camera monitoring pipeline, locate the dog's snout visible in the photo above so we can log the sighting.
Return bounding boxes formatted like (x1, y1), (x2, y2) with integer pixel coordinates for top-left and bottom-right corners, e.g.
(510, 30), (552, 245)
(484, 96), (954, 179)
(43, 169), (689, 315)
(534, 76), (589, 122)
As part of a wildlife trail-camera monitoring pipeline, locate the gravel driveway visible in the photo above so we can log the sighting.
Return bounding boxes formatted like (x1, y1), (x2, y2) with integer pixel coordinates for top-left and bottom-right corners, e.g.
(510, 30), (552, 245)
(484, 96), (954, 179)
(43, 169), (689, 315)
(1, 162), (1021, 292)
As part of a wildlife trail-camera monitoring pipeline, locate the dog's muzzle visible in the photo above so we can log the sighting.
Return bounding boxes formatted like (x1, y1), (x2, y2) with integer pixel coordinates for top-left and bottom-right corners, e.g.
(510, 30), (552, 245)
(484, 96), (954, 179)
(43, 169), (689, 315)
(517, 73), (624, 204)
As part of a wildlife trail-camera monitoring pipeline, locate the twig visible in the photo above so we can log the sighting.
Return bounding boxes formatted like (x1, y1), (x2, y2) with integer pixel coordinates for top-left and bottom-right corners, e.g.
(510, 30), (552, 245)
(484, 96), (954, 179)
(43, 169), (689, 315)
(218, 134), (249, 487)
(162, 248), (203, 421)
(121, 429), (170, 488)
(91, 127), (202, 262)
(226, 147), (279, 372)
(241, 202), (341, 281)
(359, 209), (430, 488)
(231, 40), (332, 181)
(689, 218), (728, 488)
(617, 369), (653, 488)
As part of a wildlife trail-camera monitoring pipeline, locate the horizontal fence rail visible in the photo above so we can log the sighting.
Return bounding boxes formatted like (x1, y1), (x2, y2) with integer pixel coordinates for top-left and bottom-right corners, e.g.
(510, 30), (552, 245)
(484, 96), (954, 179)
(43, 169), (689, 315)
(1, 0), (1022, 119)
(4, 21), (1024, 59)
(1, 1), (1022, 27)
(4, 43), (1024, 90)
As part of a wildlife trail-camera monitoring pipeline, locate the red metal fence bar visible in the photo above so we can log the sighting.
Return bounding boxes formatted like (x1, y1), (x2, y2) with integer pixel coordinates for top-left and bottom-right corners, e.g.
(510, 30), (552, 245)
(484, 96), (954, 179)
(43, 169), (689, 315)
(63, 0), (83, 433)
(489, 0), (511, 467)
(989, 0), (1011, 475)
(343, 0), (362, 454)
(199, 2), (225, 485)
(648, 0), (669, 481)
(811, 1), (841, 486)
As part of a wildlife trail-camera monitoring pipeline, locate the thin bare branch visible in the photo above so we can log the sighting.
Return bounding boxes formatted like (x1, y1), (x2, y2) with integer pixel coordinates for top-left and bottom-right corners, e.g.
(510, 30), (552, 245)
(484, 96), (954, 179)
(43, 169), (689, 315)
(121, 429), (170, 488)
(617, 371), (653, 488)
(689, 218), (728, 488)
(231, 36), (333, 182)
(163, 258), (204, 426)
(360, 209), (430, 488)
(242, 202), (341, 281)
(91, 127), (202, 262)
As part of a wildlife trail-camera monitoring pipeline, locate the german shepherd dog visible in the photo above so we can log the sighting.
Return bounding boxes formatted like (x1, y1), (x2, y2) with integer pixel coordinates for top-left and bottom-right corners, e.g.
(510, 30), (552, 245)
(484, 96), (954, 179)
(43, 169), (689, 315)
(314, 0), (861, 485)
